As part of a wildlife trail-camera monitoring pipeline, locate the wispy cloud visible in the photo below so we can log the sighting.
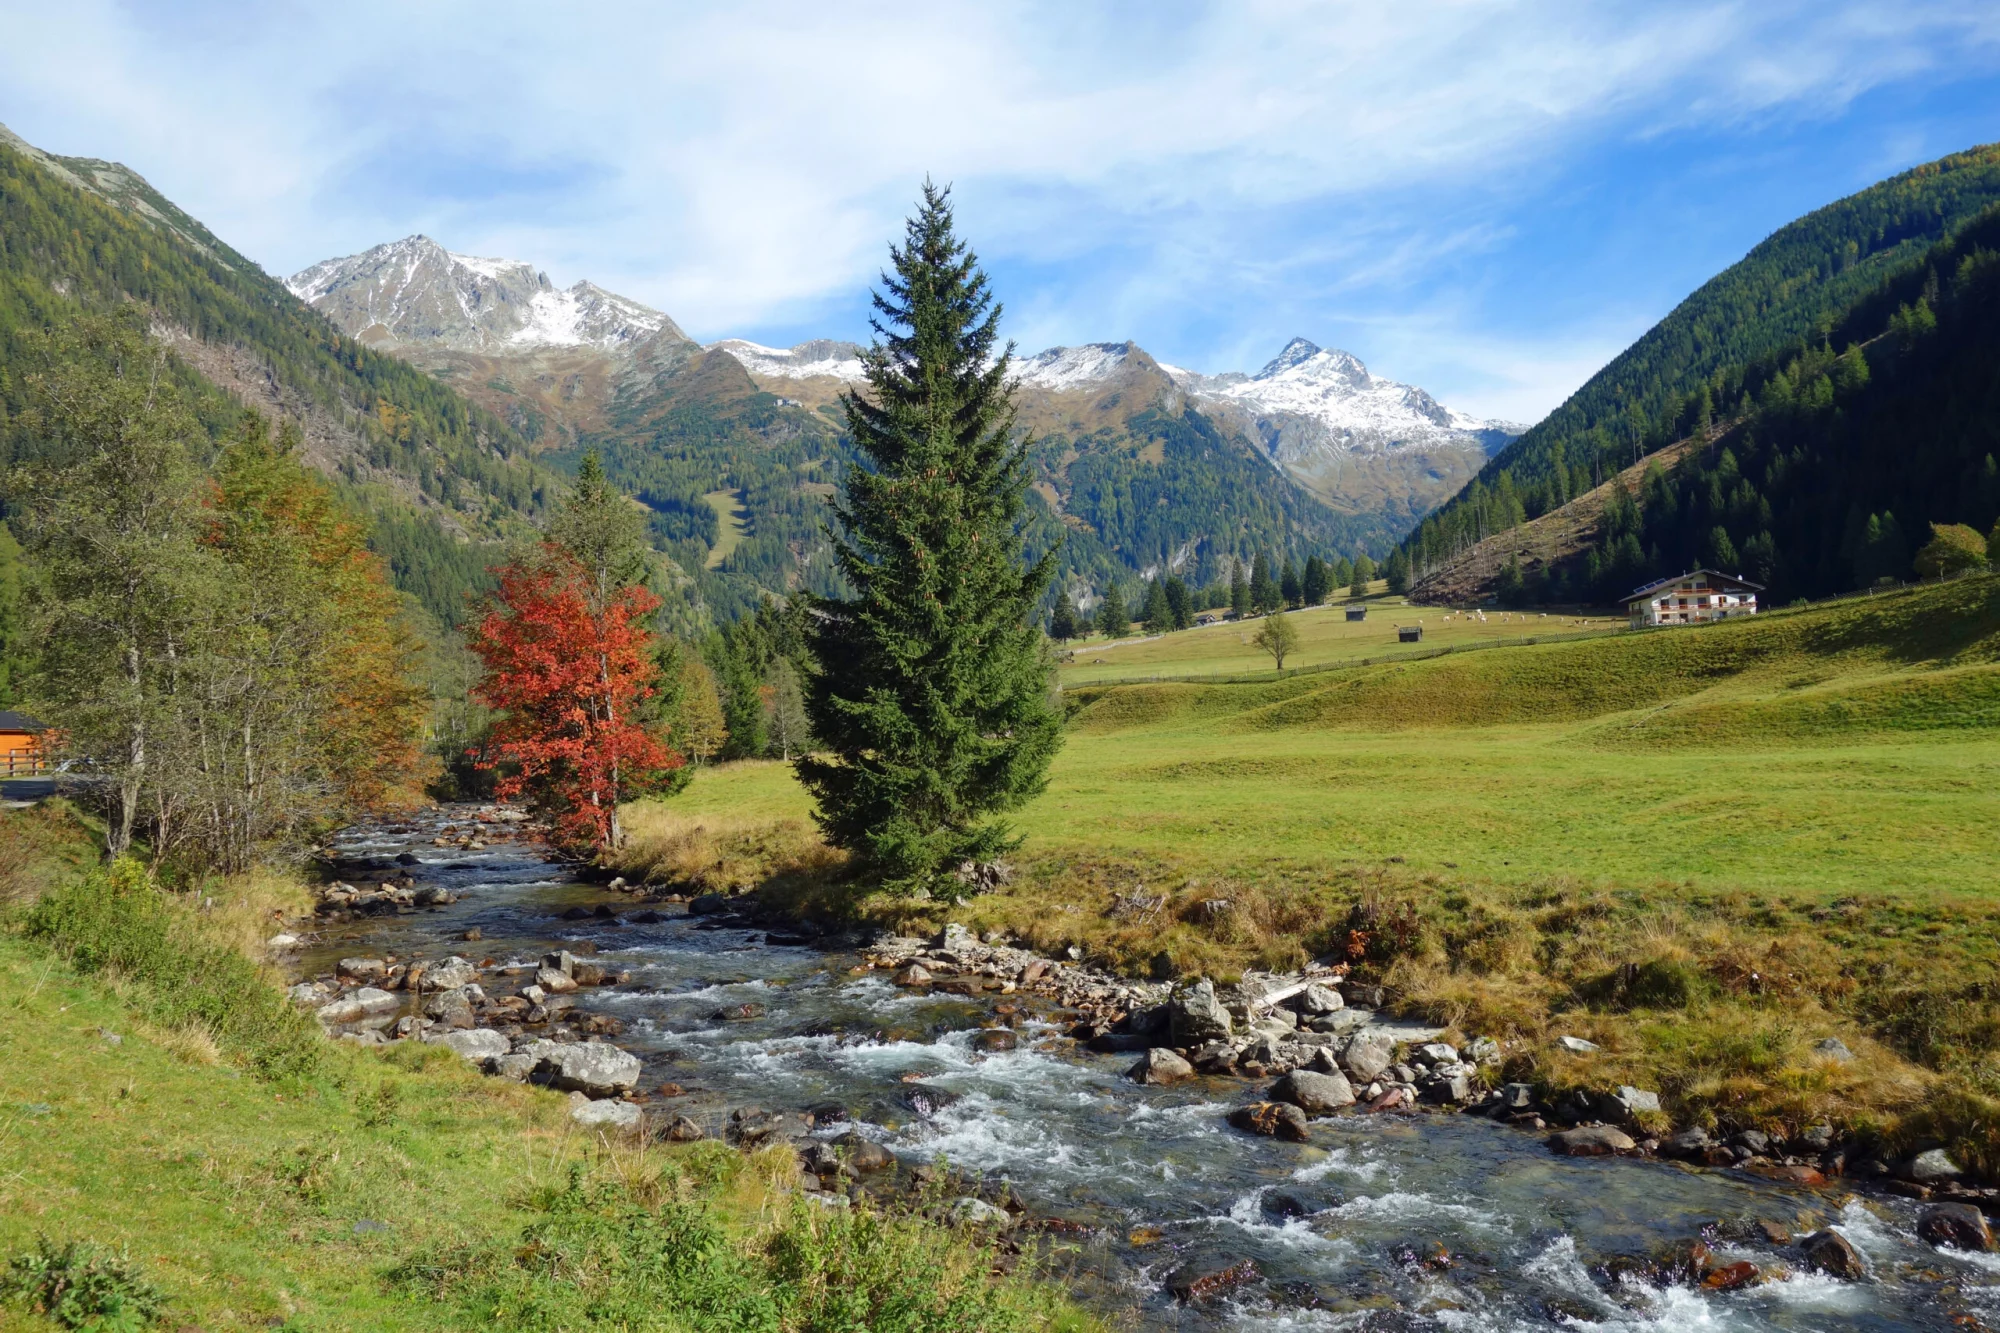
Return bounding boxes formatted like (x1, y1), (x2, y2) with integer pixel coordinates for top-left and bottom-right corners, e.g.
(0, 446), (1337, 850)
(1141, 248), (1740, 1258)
(2, 0), (1997, 419)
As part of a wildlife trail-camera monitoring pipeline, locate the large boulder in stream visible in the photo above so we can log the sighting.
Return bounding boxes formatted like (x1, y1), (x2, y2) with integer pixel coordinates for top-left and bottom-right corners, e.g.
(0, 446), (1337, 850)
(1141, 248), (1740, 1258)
(430, 1028), (509, 1063)
(1547, 1125), (1636, 1156)
(1228, 1102), (1310, 1142)
(1269, 1069), (1355, 1115)
(1169, 978), (1234, 1047)
(1917, 1203), (1993, 1252)
(1799, 1230), (1866, 1280)
(1129, 1048), (1195, 1086)
(1338, 1033), (1395, 1084)
(534, 1042), (642, 1097)
(421, 955), (478, 991)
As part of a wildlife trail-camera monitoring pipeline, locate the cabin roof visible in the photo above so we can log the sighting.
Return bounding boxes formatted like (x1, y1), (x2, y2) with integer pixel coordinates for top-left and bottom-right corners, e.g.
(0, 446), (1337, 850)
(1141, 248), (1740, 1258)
(1627, 569), (1765, 602)
(0, 711), (46, 732)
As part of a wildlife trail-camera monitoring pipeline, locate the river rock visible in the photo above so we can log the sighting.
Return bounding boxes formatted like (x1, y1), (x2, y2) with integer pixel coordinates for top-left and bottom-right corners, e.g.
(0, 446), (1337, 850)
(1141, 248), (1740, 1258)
(1167, 1257), (1260, 1304)
(569, 1094), (642, 1132)
(1270, 1069), (1356, 1114)
(1297, 983), (1343, 1015)
(936, 923), (978, 953)
(421, 986), (473, 1025)
(972, 1028), (1019, 1053)
(1420, 1069), (1471, 1104)
(337, 957), (388, 982)
(951, 1196), (1012, 1228)
(1496, 1082), (1536, 1111)
(429, 1028), (509, 1062)
(287, 981), (331, 1007)
(316, 987), (399, 1027)
(660, 1115), (705, 1142)
(831, 1132), (894, 1173)
(541, 950), (580, 976)
(1702, 1261), (1760, 1291)
(1556, 1035), (1600, 1054)
(1339, 1033), (1394, 1083)
(1170, 978), (1234, 1047)
(1464, 1036), (1501, 1066)
(1904, 1148), (1964, 1183)
(892, 964), (932, 986)
(1798, 1229), (1866, 1280)
(536, 1043), (642, 1097)
(536, 966), (580, 995)
(900, 1084), (960, 1119)
(421, 955), (478, 990)
(1228, 1102), (1311, 1142)
(483, 1052), (538, 1081)
(689, 892), (728, 915)
(728, 1107), (792, 1145)
(1661, 1127), (1712, 1159)
(1918, 1203), (1993, 1251)
(1414, 1042), (1459, 1067)
(711, 1003), (766, 1021)
(1597, 1085), (1661, 1123)
(1547, 1126), (1636, 1156)
(1130, 1047), (1195, 1085)
(1729, 1129), (1771, 1156)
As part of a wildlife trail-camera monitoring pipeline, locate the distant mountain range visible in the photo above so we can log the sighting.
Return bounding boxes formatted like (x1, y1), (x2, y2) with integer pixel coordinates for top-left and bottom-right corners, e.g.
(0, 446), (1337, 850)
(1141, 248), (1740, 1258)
(287, 236), (1517, 528)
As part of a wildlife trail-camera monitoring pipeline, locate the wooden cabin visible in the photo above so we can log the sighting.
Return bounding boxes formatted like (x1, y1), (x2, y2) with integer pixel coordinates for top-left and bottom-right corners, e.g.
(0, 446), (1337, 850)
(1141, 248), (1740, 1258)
(1398, 626), (1422, 643)
(1345, 605), (1367, 621)
(0, 712), (48, 775)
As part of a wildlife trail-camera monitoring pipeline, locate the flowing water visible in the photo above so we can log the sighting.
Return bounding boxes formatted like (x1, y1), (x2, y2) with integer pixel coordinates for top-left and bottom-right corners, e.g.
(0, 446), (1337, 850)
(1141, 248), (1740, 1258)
(313, 810), (1998, 1330)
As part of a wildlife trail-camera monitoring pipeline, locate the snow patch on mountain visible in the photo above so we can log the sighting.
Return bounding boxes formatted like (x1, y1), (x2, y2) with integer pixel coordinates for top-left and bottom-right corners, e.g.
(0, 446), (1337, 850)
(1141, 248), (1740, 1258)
(710, 339), (866, 382)
(1014, 342), (1136, 392)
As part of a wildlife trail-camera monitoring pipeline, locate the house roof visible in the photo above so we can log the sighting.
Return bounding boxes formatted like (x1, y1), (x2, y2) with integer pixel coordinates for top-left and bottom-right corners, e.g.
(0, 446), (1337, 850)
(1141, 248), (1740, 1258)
(0, 711), (47, 732)
(1627, 569), (1766, 601)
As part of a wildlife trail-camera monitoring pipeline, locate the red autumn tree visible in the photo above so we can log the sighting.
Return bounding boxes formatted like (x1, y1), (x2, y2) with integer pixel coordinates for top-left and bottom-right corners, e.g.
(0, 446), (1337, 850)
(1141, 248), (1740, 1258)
(467, 546), (681, 851)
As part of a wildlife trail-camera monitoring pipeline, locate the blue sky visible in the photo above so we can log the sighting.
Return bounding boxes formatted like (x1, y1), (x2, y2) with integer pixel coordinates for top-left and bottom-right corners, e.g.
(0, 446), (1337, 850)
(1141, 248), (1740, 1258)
(3, 1), (1998, 422)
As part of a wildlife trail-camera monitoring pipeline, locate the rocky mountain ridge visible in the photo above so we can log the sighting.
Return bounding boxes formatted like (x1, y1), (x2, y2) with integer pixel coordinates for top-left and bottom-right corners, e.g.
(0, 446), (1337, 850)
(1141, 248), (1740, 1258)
(288, 240), (1517, 519)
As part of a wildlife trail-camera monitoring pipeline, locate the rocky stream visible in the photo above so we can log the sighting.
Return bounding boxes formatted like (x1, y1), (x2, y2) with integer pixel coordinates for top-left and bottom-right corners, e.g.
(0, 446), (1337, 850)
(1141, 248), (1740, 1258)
(285, 805), (2000, 1330)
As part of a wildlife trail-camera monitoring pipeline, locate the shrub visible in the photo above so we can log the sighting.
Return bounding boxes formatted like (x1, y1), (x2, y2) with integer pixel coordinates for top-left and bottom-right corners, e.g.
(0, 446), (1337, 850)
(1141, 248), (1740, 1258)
(22, 860), (322, 1080)
(2, 1237), (168, 1331)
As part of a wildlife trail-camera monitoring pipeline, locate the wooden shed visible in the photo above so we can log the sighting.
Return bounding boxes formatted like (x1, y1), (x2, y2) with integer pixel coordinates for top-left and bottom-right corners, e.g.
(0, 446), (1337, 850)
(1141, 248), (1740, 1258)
(1345, 605), (1367, 621)
(1398, 626), (1422, 643)
(0, 712), (48, 775)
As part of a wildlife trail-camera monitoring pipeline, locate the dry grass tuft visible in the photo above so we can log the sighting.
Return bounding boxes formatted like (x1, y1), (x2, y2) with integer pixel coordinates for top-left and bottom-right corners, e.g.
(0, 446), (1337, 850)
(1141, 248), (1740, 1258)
(610, 806), (845, 896)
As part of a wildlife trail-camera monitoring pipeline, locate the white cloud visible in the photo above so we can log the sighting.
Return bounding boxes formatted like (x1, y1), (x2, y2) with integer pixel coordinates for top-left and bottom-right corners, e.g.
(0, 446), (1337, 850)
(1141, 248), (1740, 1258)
(1, 0), (1996, 420)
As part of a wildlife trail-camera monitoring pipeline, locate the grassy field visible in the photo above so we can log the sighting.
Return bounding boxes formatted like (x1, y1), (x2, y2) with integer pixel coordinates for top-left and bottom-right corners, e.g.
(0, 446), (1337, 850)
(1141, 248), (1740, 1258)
(623, 575), (2000, 1151)
(1057, 584), (1623, 685)
(702, 488), (748, 569)
(668, 576), (2000, 900)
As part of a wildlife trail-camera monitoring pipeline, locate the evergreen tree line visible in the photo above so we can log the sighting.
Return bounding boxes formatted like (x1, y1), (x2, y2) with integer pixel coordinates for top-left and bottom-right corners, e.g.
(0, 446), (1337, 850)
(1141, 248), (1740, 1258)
(1404, 142), (2000, 578)
(1049, 548), (1402, 640)
(1505, 203), (2000, 606)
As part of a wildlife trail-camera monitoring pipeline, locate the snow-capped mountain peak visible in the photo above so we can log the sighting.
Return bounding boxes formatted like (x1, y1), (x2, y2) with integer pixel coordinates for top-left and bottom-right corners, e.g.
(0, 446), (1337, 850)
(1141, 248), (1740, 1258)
(1014, 341), (1140, 392)
(286, 236), (681, 353)
(708, 338), (866, 383)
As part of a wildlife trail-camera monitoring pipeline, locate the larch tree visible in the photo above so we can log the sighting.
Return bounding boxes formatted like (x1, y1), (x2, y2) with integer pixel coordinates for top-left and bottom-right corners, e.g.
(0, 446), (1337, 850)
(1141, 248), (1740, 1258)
(798, 183), (1062, 894)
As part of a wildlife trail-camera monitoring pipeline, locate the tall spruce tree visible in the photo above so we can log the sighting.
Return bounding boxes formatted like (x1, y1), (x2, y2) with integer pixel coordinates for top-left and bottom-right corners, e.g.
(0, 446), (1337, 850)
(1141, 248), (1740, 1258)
(1048, 597), (1079, 642)
(1229, 562), (1251, 617)
(797, 184), (1062, 894)
(1280, 560), (1302, 609)
(1096, 582), (1128, 638)
(1250, 552), (1277, 614)
(1142, 578), (1173, 634)
(1302, 555), (1329, 607)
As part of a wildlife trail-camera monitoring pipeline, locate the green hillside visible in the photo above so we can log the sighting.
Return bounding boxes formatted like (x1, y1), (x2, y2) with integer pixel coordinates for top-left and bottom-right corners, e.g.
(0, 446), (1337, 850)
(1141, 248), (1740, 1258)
(0, 132), (555, 627)
(1406, 142), (2000, 572)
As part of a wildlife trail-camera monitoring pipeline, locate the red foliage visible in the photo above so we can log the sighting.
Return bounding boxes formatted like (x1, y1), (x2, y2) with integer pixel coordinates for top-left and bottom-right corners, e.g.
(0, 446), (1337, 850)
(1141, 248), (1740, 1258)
(467, 547), (681, 850)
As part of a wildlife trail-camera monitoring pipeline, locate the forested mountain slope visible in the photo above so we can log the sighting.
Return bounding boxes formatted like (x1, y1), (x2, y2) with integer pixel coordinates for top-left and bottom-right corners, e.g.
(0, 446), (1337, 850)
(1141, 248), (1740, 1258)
(1404, 142), (2000, 574)
(1418, 202), (2000, 606)
(0, 126), (555, 628)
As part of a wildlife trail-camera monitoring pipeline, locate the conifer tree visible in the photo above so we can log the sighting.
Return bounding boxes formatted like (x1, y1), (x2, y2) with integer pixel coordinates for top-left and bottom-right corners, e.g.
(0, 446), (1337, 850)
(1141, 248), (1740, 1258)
(1302, 555), (1329, 606)
(1250, 552), (1277, 614)
(1229, 562), (1251, 617)
(1142, 578), (1173, 634)
(797, 184), (1062, 893)
(1383, 549), (1412, 596)
(1350, 553), (1375, 598)
(1280, 561), (1302, 609)
(1331, 556), (1353, 592)
(1049, 597), (1079, 642)
(1096, 583), (1128, 639)
(1163, 576), (1191, 630)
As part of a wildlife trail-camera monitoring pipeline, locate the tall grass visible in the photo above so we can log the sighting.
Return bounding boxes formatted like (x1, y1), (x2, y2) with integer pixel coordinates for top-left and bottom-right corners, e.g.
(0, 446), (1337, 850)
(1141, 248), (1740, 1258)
(22, 859), (323, 1080)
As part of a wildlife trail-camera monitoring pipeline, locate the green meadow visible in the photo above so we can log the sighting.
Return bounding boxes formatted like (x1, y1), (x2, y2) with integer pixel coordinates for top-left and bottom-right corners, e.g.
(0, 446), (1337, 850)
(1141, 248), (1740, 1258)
(672, 575), (2000, 901)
